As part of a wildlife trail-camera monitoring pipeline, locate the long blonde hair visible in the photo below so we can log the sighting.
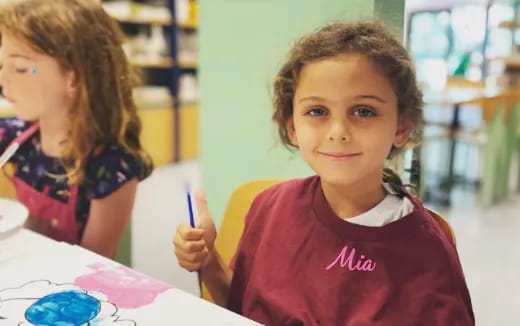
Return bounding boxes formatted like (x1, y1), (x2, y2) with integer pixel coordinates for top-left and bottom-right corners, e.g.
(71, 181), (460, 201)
(0, 0), (153, 184)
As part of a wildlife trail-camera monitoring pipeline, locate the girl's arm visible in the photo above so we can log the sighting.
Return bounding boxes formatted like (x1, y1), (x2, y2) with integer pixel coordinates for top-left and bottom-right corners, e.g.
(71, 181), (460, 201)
(81, 178), (137, 258)
(173, 223), (233, 307)
(173, 190), (232, 307)
(200, 250), (233, 307)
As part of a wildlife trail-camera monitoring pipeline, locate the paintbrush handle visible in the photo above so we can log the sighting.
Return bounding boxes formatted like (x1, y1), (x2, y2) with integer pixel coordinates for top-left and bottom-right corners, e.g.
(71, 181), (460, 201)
(0, 143), (19, 169)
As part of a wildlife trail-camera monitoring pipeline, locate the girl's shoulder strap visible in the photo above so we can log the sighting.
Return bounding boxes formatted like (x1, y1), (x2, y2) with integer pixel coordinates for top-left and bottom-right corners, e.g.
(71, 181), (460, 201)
(6, 121), (40, 148)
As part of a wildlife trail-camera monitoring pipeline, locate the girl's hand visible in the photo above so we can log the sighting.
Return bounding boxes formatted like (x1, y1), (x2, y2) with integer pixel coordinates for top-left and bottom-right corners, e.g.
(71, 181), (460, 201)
(173, 190), (217, 271)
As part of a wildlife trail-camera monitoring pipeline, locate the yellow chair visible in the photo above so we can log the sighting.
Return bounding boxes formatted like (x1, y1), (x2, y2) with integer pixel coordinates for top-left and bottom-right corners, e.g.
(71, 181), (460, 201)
(426, 208), (456, 246)
(0, 163), (17, 199)
(201, 179), (283, 302)
(201, 179), (456, 302)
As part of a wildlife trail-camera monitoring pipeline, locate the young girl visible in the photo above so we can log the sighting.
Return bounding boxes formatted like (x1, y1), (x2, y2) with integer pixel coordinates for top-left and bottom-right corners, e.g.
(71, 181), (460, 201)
(0, 0), (153, 258)
(173, 22), (474, 325)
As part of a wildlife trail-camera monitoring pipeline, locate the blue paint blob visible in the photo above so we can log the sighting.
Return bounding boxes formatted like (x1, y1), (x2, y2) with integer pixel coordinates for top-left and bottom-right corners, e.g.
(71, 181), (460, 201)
(31, 68), (37, 74)
(25, 291), (100, 326)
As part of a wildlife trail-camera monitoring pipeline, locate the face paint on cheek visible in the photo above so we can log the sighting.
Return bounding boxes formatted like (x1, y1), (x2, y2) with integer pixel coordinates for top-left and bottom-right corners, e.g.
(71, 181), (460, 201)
(30, 68), (37, 74)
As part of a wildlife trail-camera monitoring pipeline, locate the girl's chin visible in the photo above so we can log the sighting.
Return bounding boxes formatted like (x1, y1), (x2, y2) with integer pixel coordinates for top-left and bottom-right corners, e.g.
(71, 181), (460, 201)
(13, 108), (37, 121)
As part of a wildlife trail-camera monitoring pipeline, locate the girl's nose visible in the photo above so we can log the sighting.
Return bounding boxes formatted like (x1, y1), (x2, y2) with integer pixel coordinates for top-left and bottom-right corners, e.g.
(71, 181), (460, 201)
(327, 120), (351, 142)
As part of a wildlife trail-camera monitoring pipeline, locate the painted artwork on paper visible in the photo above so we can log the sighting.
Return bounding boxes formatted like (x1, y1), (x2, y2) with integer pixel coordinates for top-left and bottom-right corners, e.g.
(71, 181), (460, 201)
(0, 263), (171, 325)
(75, 263), (171, 309)
(0, 280), (136, 325)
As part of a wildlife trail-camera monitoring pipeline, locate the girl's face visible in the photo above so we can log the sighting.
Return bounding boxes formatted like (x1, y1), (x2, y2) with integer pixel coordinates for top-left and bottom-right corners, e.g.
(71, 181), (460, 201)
(0, 32), (76, 121)
(289, 53), (412, 189)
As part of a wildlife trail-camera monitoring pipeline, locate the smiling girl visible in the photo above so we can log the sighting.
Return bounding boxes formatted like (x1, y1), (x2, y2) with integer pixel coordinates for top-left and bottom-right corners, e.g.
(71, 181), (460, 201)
(173, 22), (474, 325)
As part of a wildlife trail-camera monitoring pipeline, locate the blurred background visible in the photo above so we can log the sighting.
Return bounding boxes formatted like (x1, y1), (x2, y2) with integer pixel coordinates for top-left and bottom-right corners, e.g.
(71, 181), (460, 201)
(0, 0), (519, 324)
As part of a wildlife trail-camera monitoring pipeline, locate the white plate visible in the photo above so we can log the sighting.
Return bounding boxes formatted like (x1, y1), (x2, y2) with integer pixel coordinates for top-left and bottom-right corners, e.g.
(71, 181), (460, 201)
(0, 199), (28, 238)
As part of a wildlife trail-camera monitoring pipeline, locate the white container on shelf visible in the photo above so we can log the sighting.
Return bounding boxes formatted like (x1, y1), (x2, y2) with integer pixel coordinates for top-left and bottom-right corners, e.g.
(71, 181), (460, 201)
(102, 1), (132, 20)
(179, 75), (199, 104)
(133, 86), (173, 109)
(175, 0), (189, 24)
(147, 25), (169, 62)
(134, 5), (172, 22)
(177, 33), (198, 63)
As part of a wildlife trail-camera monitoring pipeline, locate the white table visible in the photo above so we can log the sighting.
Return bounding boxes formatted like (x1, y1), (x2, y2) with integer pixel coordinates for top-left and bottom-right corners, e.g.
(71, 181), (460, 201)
(0, 229), (261, 325)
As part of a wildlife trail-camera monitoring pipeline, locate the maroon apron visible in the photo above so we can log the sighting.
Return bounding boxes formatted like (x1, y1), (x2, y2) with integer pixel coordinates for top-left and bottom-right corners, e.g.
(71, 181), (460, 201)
(2, 125), (80, 244)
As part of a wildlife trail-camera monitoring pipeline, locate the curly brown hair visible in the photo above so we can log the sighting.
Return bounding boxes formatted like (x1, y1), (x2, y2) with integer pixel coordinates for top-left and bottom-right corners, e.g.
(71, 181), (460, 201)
(0, 0), (153, 184)
(272, 21), (424, 192)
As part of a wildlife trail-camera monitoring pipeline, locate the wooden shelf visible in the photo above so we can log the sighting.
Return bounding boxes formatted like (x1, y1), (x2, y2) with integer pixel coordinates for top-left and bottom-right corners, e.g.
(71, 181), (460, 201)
(498, 21), (520, 29)
(179, 105), (199, 160)
(131, 57), (174, 68)
(109, 14), (196, 29)
(178, 60), (198, 69)
(488, 56), (520, 68)
(138, 107), (175, 166)
(111, 15), (173, 26)
(178, 22), (198, 30)
(446, 76), (485, 88)
(180, 101), (199, 107)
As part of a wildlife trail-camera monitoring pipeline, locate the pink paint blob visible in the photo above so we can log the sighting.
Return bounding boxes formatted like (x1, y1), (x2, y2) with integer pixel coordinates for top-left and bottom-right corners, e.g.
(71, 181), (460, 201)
(74, 263), (172, 308)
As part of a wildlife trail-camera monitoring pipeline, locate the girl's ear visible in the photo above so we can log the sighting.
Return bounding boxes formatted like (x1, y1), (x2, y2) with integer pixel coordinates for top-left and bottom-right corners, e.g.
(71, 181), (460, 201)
(393, 116), (413, 148)
(286, 117), (298, 146)
(65, 69), (78, 98)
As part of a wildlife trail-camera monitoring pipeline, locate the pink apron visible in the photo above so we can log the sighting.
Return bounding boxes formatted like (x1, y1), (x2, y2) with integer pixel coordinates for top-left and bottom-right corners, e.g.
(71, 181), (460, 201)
(2, 125), (80, 244)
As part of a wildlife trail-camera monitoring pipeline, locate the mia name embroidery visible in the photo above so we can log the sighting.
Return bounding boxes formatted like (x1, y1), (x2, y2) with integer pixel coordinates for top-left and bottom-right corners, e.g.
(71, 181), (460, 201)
(325, 246), (376, 272)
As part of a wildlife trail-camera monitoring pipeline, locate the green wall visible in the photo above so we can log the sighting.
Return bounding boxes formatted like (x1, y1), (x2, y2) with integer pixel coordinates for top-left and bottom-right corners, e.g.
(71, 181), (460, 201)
(199, 0), (405, 225)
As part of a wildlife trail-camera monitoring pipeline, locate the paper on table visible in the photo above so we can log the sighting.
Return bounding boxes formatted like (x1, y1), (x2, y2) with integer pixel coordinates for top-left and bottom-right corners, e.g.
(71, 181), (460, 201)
(0, 231), (262, 325)
(0, 229), (60, 266)
(0, 198), (28, 239)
